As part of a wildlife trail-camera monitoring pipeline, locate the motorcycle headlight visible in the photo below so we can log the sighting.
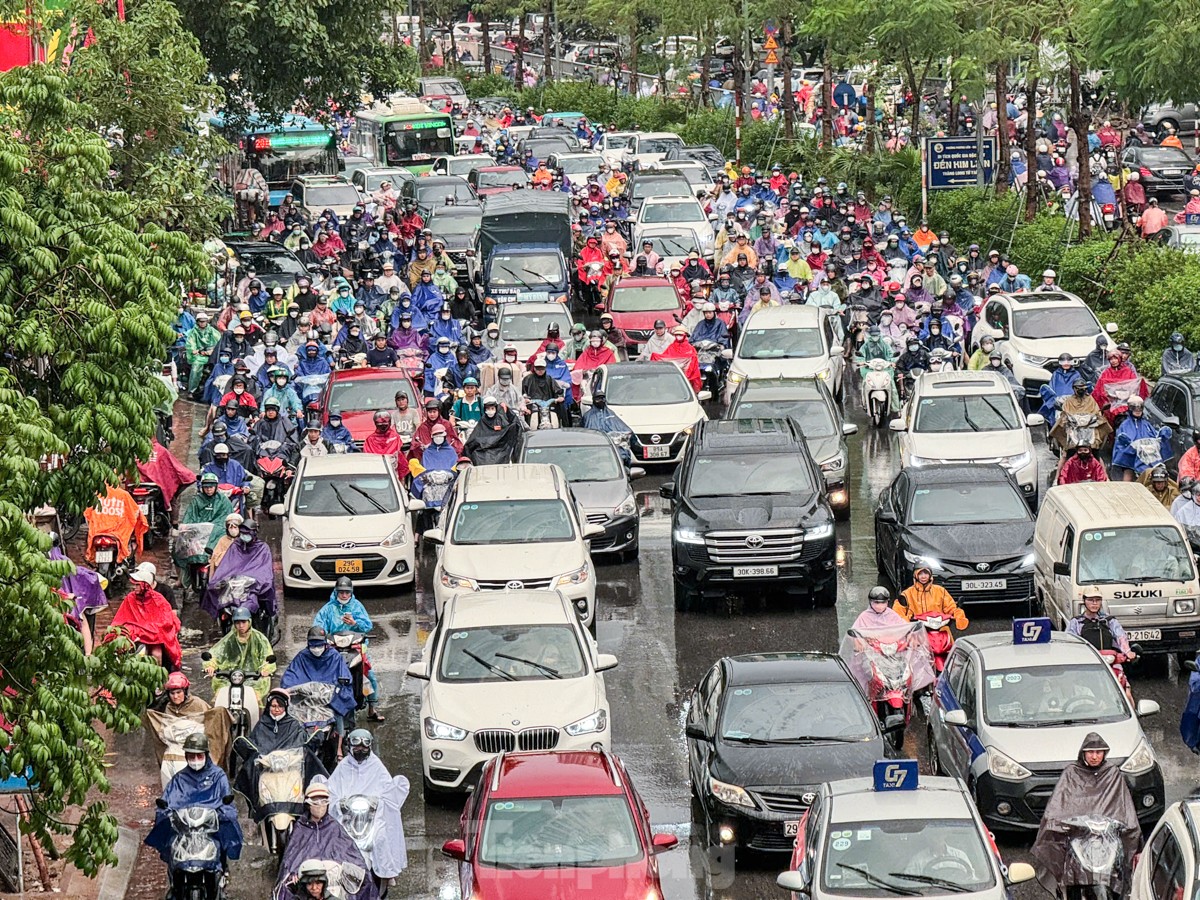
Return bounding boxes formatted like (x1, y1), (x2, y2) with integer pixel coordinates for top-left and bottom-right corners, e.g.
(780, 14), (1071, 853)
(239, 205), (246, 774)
(440, 571), (479, 591)
(807, 523), (834, 540)
(1020, 552), (1037, 569)
(557, 562), (590, 587)
(1001, 450), (1033, 472)
(986, 747), (1032, 781)
(614, 497), (637, 518)
(1120, 739), (1157, 775)
(674, 527), (705, 545)
(290, 529), (317, 551)
(708, 777), (756, 809)
(565, 709), (607, 736)
(903, 551), (945, 572)
(820, 454), (846, 473)
(229, 671), (245, 686)
(380, 523), (408, 548)
(423, 717), (468, 742)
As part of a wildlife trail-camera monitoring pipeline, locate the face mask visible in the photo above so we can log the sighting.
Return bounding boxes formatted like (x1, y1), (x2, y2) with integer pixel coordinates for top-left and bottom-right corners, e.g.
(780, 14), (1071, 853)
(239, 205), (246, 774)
(187, 758), (205, 771)
(309, 645), (326, 657)
(239, 532), (253, 543)
(219, 356), (231, 365)
(433, 435), (446, 445)
(351, 747), (371, 762)
(594, 397), (607, 409)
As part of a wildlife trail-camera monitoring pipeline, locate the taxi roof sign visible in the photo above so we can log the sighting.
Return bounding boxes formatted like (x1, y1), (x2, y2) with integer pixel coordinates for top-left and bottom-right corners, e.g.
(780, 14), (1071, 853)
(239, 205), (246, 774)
(872, 760), (918, 791)
(1013, 617), (1052, 645)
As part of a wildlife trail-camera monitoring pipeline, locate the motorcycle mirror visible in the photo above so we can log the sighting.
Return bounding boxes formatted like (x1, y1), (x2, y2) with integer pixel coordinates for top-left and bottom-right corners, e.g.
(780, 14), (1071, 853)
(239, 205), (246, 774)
(155, 797), (168, 810)
(222, 794), (234, 805)
(200, 651), (213, 661)
(720, 348), (733, 360)
(1186, 659), (1199, 673)
(265, 654), (276, 664)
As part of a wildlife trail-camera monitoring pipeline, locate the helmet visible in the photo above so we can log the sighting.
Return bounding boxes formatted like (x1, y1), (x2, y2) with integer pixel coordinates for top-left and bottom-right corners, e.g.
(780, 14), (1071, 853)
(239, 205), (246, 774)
(1128, 395), (1144, 408)
(213, 442), (229, 456)
(230, 606), (252, 622)
(867, 586), (890, 604)
(200, 472), (219, 486)
(211, 421), (228, 437)
(373, 410), (390, 425)
(182, 733), (210, 755)
(335, 576), (354, 591)
(224, 512), (243, 527)
(1181, 476), (1198, 494)
(265, 687), (290, 709)
(165, 672), (190, 691)
(1171, 331), (1185, 345)
(1151, 465), (1169, 481)
(307, 625), (328, 645)
(1043, 269), (1056, 278)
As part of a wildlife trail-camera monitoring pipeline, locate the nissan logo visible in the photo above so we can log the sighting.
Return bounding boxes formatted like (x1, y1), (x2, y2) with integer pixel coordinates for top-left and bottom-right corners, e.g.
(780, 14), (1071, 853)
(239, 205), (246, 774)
(650, 434), (662, 444)
(976, 562), (990, 573)
(506, 580), (524, 590)
(745, 534), (765, 549)
(341, 541), (357, 549)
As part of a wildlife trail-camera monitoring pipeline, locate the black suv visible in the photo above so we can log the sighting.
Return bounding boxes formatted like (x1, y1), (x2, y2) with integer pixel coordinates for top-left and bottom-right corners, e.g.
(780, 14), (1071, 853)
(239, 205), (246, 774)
(660, 418), (837, 612)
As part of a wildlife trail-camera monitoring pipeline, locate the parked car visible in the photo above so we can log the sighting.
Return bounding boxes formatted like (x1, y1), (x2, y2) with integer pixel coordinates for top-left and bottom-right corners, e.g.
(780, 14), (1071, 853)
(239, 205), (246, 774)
(1144, 371), (1200, 474)
(1121, 144), (1197, 197)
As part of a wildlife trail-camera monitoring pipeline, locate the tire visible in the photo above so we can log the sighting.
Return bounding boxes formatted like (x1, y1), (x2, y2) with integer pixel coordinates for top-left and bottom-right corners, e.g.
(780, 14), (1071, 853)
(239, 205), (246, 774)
(673, 577), (698, 613)
(813, 575), (838, 608)
(927, 724), (943, 775)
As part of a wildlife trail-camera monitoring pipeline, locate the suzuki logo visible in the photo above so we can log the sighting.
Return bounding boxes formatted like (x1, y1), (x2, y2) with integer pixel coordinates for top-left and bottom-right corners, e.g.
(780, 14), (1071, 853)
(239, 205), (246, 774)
(1134, 605), (1143, 615)
(976, 562), (990, 572)
(881, 764), (909, 788)
(505, 580), (524, 590)
(745, 534), (765, 549)
(650, 434), (662, 444)
(1021, 621), (1044, 641)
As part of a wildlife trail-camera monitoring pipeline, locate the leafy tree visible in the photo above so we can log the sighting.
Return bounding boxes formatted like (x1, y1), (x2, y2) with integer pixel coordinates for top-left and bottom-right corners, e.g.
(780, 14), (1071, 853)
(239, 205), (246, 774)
(0, 65), (204, 876)
(1084, 0), (1200, 111)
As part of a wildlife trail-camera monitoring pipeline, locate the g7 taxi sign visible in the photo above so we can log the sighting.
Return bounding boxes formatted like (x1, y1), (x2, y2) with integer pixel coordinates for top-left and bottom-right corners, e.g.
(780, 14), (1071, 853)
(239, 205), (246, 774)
(873, 759), (918, 791)
(1012, 617), (1053, 645)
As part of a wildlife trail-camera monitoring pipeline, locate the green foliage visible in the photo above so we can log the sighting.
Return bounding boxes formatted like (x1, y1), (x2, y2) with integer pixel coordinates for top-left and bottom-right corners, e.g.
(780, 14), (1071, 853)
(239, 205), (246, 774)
(1084, 0), (1200, 110)
(464, 73), (521, 101)
(0, 65), (202, 876)
(823, 146), (922, 211)
(1057, 238), (1118, 306)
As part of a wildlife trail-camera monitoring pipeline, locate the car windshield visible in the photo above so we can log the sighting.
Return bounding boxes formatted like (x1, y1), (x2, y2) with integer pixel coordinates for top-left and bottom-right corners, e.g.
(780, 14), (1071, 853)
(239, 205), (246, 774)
(1137, 147), (1193, 166)
(641, 202), (703, 224)
(913, 394), (1020, 432)
(737, 327), (825, 360)
(362, 172), (409, 192)
(416, 181), (476, 207)
(640, 137), (684, 154)
(438, 624), (586, 682)
(489, 254), (565, 287)
(480, 796), (642, 867)
(606, 135), (634, 150)
(477, 170), (529, 189)
(328, 377), (417, 414)
(1177, 232), (1200, 251)
(428, 212), (481, 239)
(236, 251), (305, 279)
(604, 370), (693, 405)
(632, 179), (691, 201)
(523, 444), (623, 481)
(908, 483), (1030, 524)
(610, 285), (679, 312)
(451, 499), (575, 544)
(499, 311), (572, 341)
(983, 663), (1128, 726)
(303, 184), (361, 208)
(557, 156), (602, 176)
(447, 157), (489, 175)
(822, 818), (995, 895)
(659, 166), (708, 187)
(721, 682), (876, 742)
(422, 78), (463, 94)
(1076, 526), (1195, 584)
(1012, 307), (1098, 339)
(689, 454), (814, 497)
(645, 233), (699, 257)
(293, 474), (400, 516)
(729, 398), (836, 437)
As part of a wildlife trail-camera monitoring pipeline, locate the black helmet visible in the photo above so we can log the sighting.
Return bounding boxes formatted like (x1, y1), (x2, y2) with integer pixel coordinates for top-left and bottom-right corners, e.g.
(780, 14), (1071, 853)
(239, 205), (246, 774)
(1151, 465), (1169, 481)
(307, 625), (327, 645)
(335, 576), (353, 591)
(182, 733), (210, 755)
(1192, 428), (1200, 446)
(1171, 331), (1185, 345)
(868, 586), (890, 604)
(211, 421), (228, 437)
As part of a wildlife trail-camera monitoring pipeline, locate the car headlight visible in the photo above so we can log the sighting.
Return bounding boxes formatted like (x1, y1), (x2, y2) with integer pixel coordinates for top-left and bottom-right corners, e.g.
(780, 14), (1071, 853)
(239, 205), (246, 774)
(614, 497), (637, 517)
(1001, 450), (1033, 472)
(1019, 552), (1037, 569)
(986, 747), (1032, 781)
(565, 709), (607, 736)
(289, 529), (317, 551)
(908, 455), (936, 467)
(1176, 598), (1197, 615)
(903, 551), (944, 572)
(674, 527), (705, 545)
(440, 571), (479, 591)
(380, 523), (408, 548)
(820, 454), (846, 473)
(807, 523), (834, 540)
(709, 777), (756, 809)
(728, 371), (744, 385)
(423, 717), (468, 741)
(683, 424), (695, 435)
(1120, 739), (1156, 775)
(815, 367), (830, 381)
(1015, 350), (1050, 367)
(557, 562), (590, 586)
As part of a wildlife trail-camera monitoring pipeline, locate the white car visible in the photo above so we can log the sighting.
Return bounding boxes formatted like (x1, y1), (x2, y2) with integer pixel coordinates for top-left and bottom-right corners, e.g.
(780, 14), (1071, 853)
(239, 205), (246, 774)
(650, 160), (715, 192)
(276, 454), (418, 590)
(634, 197), (715, 261)
(1132, 798), (1200, 899)
(428, 153), (497, 177)
(627, 132), (685, 169)
(971, 290), (1117, 402)
(547, 151), (606, 182)
(408, 589), (617, 795)
(578, 362), (709, 465)
(724, 305), (845, 403)
(890, 370), (1043, 505)
(597, 131), (637, 169)
(494, 301), (574, 362)
(427, 464), (602, 626)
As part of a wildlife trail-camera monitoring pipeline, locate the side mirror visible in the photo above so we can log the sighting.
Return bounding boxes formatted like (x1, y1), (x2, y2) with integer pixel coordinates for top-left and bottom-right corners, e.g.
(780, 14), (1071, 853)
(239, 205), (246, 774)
(842, 422), (859, 436)
(1006, 862), (1035, 885)
(441, 838), (466, 860)
(584, 523), (605, 539)
(943, 709), (969, 727)
(883, 712), (906, 733)
(651, 832), (678, 853)
(405, 662), (430, 680)
(888, 418), (907, 432)
(408, 498), (427, 511)
(265, 654), (276, 664)
(777, 871), (808, 892)
(1053, 561), (1070, 577)
(1186, 659), (1199, 673)
(424, 528), (445, 545)
(1136, 698), (1160, 718)
(697, 390), (712, 402)
(155, 797), (168, 810)
(1105, 322), (1119, 334)
(1025, 413), (1045, 427)
(268, 503), (286, 517)
(659, 481), (676, 500)
(684, 722), (711, 741)
(629, 467), (646, 480)
(876, 508), (897, 524)
(721, 348), (733, 360)
(595, 653), (619, 671)
(201, 651), (213, 661)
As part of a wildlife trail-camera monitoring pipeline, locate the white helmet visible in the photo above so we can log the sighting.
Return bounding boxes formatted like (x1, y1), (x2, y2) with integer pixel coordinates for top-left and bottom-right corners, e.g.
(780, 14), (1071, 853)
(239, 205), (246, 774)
(1043, 269), (1056, 279)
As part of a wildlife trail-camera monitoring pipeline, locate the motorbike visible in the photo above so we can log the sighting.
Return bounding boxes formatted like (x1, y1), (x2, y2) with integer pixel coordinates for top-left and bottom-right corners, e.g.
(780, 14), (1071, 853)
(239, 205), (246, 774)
(848, 305), (870, 353)
(914, 612), (954, 715)
(256, 441), (295, 518)
(577, 261), (605, 310)
(201, 650), (274, 746)
(693, 340), (726, 398)
(158, 803), (225, 900)
(396, 349), (424, 386)
(172, 523), (213, 598)
(334, 794), (384, 884)
(240, 739), (306, 858)
(524, 396), (560, 429)
(1058, 815), (1127, 899)
(286, 681), (342, 772)
(416, 468), (454, 534)
(927, 347), (956, 372)
(88, 531), (133, 585)
(842, 623), (933, 752)
(295, 373), (330, 410)
(859, 358), (895, 427)
(1097, 648), (1138, 708)
(330, 630), (369, 711)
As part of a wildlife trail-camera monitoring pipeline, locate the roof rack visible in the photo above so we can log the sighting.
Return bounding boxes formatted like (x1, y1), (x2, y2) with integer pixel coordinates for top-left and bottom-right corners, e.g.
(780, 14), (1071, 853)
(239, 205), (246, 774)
(598, 748), (623, 788)
(490, 751), (505, 792)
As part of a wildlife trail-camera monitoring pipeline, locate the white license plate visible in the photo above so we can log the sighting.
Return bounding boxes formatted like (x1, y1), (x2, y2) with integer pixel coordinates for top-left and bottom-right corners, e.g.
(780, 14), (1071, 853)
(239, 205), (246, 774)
(783, 820), (800, 837)
(961, 578), (1006, 591)
(94, 550), (114, 563)
(1126, 629), (1161, 642)
(1164, 169), (1183, 175)
(643, 444), (671, 459)
(733, 565), (778, 578)
(137, 502), (149, 515)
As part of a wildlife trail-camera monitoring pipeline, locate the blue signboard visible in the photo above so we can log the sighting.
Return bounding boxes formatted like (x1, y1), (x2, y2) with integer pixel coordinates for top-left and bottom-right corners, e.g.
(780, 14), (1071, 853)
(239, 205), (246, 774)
(1012, 617), (1053, 645)
(0, 768), (34, 793)
(872, 760), (919, 791)
(923, 136), (998, 190)
(832, 82), (857, 109)
(1186, 214), (1200, 226)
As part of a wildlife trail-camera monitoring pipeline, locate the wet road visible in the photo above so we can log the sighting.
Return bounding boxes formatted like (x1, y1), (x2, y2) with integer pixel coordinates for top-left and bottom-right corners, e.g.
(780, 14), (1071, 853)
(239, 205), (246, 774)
(156, 388), (1200, 900)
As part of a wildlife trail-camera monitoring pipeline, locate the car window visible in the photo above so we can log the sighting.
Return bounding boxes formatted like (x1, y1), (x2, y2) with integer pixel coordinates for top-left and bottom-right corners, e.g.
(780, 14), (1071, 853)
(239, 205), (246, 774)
(328, 377), (417, 413)
(702, 666), (723, 730)
(719, 681), (876, 741)
(451, 499), (576, 544)
(984, 301), (1010, 334)
(737, 326), (825, 360)
(908, 483), (1030, 524)
(1062, 526), (1075, 567)
(609, 285), (680, 312)
(1151, 383), (1187, 424)
(1076, 526), (1194, 584)
(729, 398), (836, 437)
(479, 796), (642, 867)
(641, 201), (704, 224)
(913, 394), (1021, 433)
(603, 369), (693, 405)
(1012, 307), (1098, 339)
(821, 818), (995, 894)
(499, 310), (572, 341)
(294, 474), (400, 516)
(945, 649), (968, 700)
(688, 454), (814, 497)
(489, 253), (566, 287)
(523, 443), (623, 481)
(958, 657), (978, 722)
(982, 663), (1128, 726)
(438, 624), (586, 682)
(1148, 824), (1185, 900)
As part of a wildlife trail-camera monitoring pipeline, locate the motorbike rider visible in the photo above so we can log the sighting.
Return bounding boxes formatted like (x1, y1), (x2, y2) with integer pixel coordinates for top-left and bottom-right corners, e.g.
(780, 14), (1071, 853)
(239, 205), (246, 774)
(410, 398), (463, 460)
(409, 424), (461, 501)
(851, 586), (908, 631)
(160, 671), (211, 717)
(320, 412), (357, 453)
(203, 518), (277, 637)
(255, 397), (300, 460)
(362, 411), (409, 479)
(1141, 464), (1180, 509)
(465, 397), (521, 465)
(1094, 349), (1147, 425)
(1038, 353), (1082, 426)
(205, 606), (275, 727)
(423, 336), (457, 399)
(522, 355), (567, 427)
(313, 578), (384, 723)
(201, 442), (261, 517)
(483, 368), (522, 415)
(389, 393), (421, 449)
(894, 567), (969, 639)
(1031, 733), (1139, 900)
(540, 344), (576, 422)
(109, 563), (182, 671)
(1058, 443), (1110, 485)
(1049, 378), (1111, 454)
(1162, 331), (1197, 375)
(450, 378), (482, 431)
(650, 326), (703, 392)
(281, 626), (357, 743)
(1067, 588), (1135, 657)
(177, 472), (235, 565)
(275, 780), (378, 900)
(327, 729), (410, 888)
(987, 350), (1024, 397)
(1112, 395), (1171, 480)
(582, 390), (633, 466)
(185, 312), (220, 395)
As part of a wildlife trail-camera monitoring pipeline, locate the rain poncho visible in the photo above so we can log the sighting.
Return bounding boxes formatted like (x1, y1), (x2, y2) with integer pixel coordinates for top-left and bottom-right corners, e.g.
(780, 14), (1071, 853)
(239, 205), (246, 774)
(1038, 367), (1083, 425)
(1162, 346), (1197, 376)
(429, 315), (465, 345)
(145, 759), (242, 869)
(465, 409), (521, 465)
(202, 537), (277, 620)
(50, 546), (108, 620)
(650, 340), (702, 392)
(234, 712), (328, 823)
(143, 704), (231, 790)
(275, 811), (378, 900)
(137, 443), (196, 509)
(313, 591), (372, 637)
(1111, 418), (1172, 474)
(109, 585), (181, 668)
(320, 420), (357, 451)
(840, 620), (935, 706)
(84, 485), (148, 562)
(328, 754), (410, 877)
(423, 346), (458, 394)
(207, 627), (275, 701)
(410, 281), (445, 319)
(281, 649), (356, 718)
(691, 316), (731, 348)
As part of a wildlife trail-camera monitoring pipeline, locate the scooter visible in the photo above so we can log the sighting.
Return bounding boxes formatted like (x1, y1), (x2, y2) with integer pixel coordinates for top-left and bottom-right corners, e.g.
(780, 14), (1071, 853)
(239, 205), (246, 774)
(88, 532), (133, 585)
(201, 650), (274, 746)
(172, 523), (213, 598)
(848, 624), (922, 751)
(1097, 649), (1137, 708)
(1058, 814), (1127, 899)
(524, 397), (560, 429)
(285, 681), (342, 772)
(256, 441), (295, 517)
(330, 630), (369, 710)
(244, 740), (306, 858)
(694, 340), (726, 399)
(860, 358), (895, 427)
(156, 802), (225, 900)
(334, 794), (384, 889)
(848, 304), (871, 354)
(914, 612), (954, 716)
(416, 468), (454, 535)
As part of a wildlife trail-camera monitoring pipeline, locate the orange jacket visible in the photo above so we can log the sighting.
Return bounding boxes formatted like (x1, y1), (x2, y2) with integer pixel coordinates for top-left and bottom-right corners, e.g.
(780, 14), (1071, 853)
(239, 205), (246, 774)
(894, 579), (968, 630)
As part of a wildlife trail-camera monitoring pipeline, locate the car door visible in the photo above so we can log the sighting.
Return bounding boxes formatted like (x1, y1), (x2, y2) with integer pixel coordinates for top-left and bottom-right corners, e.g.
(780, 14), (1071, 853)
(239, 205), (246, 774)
(874, 477), (904, 581)
(687, 664), (722, 797)
(1136, 817), (1187, 900)
(937, 649), (975, 777)
(1049, 525), (1076, 626)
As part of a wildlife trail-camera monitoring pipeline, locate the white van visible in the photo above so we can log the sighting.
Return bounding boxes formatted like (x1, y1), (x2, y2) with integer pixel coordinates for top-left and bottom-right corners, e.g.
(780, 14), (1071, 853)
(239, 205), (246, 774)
(1033, 482), (1200, 656)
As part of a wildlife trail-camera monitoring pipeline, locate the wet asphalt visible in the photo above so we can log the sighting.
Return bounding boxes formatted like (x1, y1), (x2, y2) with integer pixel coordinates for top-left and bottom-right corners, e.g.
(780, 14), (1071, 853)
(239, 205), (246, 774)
(145, 383), (1200, 900)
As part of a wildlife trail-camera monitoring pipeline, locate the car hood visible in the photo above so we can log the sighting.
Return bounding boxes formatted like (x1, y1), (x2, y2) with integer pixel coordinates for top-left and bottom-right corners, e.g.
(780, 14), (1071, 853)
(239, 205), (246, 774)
(806, 435), (842, 466)
(609, 309), (681, 331)
(682, 493), (820, 528)
(451, 542), (587, 580)
(428, 675), (602, 729)
(709, 736), (885, 788)
(1015, 333), (1106, 359)
(339, 409), (378, 441)
(903, 522), (1034, 565)
(476, 185), (515, 196)
(567, 479), (630, 511)
(907, 429), (1028, 461)
(733, 357), (831, 380)
(610, 401), (703, 434)
(292, 513), (401, 542)
(472, 861), (658, 900)
(987, 716), (1145, 767)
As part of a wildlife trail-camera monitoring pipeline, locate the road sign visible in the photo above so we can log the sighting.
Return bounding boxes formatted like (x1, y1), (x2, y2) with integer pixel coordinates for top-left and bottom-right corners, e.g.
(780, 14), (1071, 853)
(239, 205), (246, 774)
(763, 35), (779, 51)
(922, 136), (998, 190)
(764, 49), (779, 65)
(832, 82), (857, 109)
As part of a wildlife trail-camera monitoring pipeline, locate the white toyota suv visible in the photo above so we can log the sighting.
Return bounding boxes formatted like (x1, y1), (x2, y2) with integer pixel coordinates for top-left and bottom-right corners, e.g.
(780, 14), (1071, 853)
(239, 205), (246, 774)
(408, 589), (617, 795)
(890, 370), (1044, 506)
(427, 464), (602, 626)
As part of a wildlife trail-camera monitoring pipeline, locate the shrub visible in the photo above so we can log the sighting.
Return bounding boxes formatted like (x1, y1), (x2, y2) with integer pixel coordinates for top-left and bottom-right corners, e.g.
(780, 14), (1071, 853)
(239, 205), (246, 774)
(464, 73), (518, 100)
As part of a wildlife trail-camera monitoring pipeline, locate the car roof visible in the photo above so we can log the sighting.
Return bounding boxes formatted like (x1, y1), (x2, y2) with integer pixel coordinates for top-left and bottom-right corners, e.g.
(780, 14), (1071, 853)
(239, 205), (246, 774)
(461, 463), (566, 499)
(490, 751), (626, 798)
(916, 370), (1010, 393)
(521, 428), (614, 449)
(959, 630), (1100, 669)
(743, 305), (826, 328)
(498, 302), (571, 317)
(418, 175), (470, 186)
(446, 589), (574, 627)
(329, 368), (412, 384)
(297, 453), (392, 477)
(827, 775), (976, 822)
(1164, 371), (1200, 387)
(902, 463), (1017, 487)
(998, 289), (1087, 307)
(612, 275), (676, 289)
(724, 652), (852, 686)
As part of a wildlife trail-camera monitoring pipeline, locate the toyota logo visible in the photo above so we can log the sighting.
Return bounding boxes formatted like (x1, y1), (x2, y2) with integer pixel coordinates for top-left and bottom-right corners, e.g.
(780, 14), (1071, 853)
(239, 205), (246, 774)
(801, 791), (816, 806)
(650, 434), (662, 444)
(506, 580), (524, 590)
(745, 534), (765, 549)
(976, 562), (990, 573)
(341, 541), (357, 549)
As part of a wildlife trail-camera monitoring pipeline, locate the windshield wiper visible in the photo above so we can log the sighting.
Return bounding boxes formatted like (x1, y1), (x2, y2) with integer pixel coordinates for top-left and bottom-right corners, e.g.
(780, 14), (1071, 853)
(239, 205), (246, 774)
(462, 649), (517, 681)
(494, 652), (561, 678)
(347, 484), (389, 513)
(961, 400), (982, 432)
(495, 267), (531, 288)
(721, 735), (781, 745)
(887, 871), (971, 893)
(837, 863), (921, 897)
(329, 483), (359, 515)
(1055, 717), (1101, 726)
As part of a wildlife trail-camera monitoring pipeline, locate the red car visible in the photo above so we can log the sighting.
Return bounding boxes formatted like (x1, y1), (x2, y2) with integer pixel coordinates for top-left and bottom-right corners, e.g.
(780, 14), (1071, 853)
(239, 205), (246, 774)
(468, 165), (531, 196)
(443, 750), (678, 899)
(320, 367), (420, 447)
(603, 275), (686, 358)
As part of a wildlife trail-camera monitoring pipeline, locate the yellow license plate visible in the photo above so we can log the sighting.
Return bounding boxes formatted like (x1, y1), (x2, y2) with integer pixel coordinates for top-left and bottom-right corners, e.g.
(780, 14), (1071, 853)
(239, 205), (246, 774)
(335, 559), (363, 575)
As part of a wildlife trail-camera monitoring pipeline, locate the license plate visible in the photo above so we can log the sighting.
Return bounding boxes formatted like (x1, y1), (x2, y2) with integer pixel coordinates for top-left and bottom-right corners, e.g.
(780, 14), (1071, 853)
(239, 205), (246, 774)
(643, 444), (671, 459)
(734, 565), (778, 578)
(1126, 629), (1161, 642)
(335, 559), (363, 575)
(783, 820), (800, 837)
(137, 502), (149, 515)
(94, 550), (114, 563)
(1164, 169), (1183, 175)
(961, 578), (1006, 591)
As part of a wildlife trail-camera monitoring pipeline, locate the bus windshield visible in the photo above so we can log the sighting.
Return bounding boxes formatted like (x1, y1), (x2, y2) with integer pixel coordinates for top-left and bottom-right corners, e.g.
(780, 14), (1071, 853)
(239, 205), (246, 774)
(385, 120), (453, 166)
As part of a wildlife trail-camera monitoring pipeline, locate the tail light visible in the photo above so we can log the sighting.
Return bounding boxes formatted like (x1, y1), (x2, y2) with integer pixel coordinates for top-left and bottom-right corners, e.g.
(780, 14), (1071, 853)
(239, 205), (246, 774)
(1102, 204), (1115, 214)
(130, 487), (151, 498)
(1139, 166), (1153, 178)
(94, 535), (119, 547)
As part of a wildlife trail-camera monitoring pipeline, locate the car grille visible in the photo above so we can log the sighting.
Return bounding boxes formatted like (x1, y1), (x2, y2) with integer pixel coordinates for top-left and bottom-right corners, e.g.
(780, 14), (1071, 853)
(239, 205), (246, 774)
(754, 791), (811, 814)
(311, 554), (388, 580)
(705, 529), (806, 564)
(942, 573), (1033, 605)
(476, 577), (555, 590)
(747, 831), (797, 852)
(634, 432), (679, 450)
(586, 512), (610, 525)
(473, 727), (560, 754)
(625, 328), (652, 342)
(428, 767), (460, 783)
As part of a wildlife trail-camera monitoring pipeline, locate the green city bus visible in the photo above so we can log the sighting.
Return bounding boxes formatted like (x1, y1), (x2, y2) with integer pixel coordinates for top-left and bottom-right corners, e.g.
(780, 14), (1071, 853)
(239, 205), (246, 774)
(348, 98), (454, 174)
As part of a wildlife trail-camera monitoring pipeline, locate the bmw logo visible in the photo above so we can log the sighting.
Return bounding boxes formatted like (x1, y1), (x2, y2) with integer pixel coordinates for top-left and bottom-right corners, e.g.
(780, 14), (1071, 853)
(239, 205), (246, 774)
(506, 580), (524, 590)
(976, 562), (990, 572)
(745, 534), (765, 549)
(651, 434), (662, 444)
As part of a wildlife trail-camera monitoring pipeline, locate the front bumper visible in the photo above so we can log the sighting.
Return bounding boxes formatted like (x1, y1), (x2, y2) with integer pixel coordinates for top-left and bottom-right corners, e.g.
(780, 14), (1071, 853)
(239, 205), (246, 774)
(1115, 621), (1200, 655)
(632, 430), (689, 464)
(701, 787), (812, 853)
(974, 764), (1163, 831)
(283, 545), (414, 588)
(674, 536), (837, 594)
(423, 726), (611, 792)
(433, 574), (595, 626)
(585, 512), (640, 555)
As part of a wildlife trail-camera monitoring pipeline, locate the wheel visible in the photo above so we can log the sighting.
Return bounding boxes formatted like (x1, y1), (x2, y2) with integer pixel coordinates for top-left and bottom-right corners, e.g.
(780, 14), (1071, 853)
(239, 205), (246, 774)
(673, 577), (698, 613)
(813, 575), (837, 608)
(927, 724), (943, 775)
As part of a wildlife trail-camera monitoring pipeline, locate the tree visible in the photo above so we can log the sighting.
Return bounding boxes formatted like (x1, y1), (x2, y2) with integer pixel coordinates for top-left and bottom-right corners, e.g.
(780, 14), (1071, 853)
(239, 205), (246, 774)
(0, 65), (204, 876)
(169, 0), (418, 122)
(1084, 0), (1200, 112)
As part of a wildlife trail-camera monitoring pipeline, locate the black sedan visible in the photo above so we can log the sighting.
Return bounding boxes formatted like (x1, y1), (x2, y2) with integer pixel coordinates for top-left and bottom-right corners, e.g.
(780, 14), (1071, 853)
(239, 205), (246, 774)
(874, 464), (1036, 609)
(1121, 144), (1196, 197)
(224, 241), (310, 293)
(1145, 372), (1200, 474)
(685, 652), (887, 854)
